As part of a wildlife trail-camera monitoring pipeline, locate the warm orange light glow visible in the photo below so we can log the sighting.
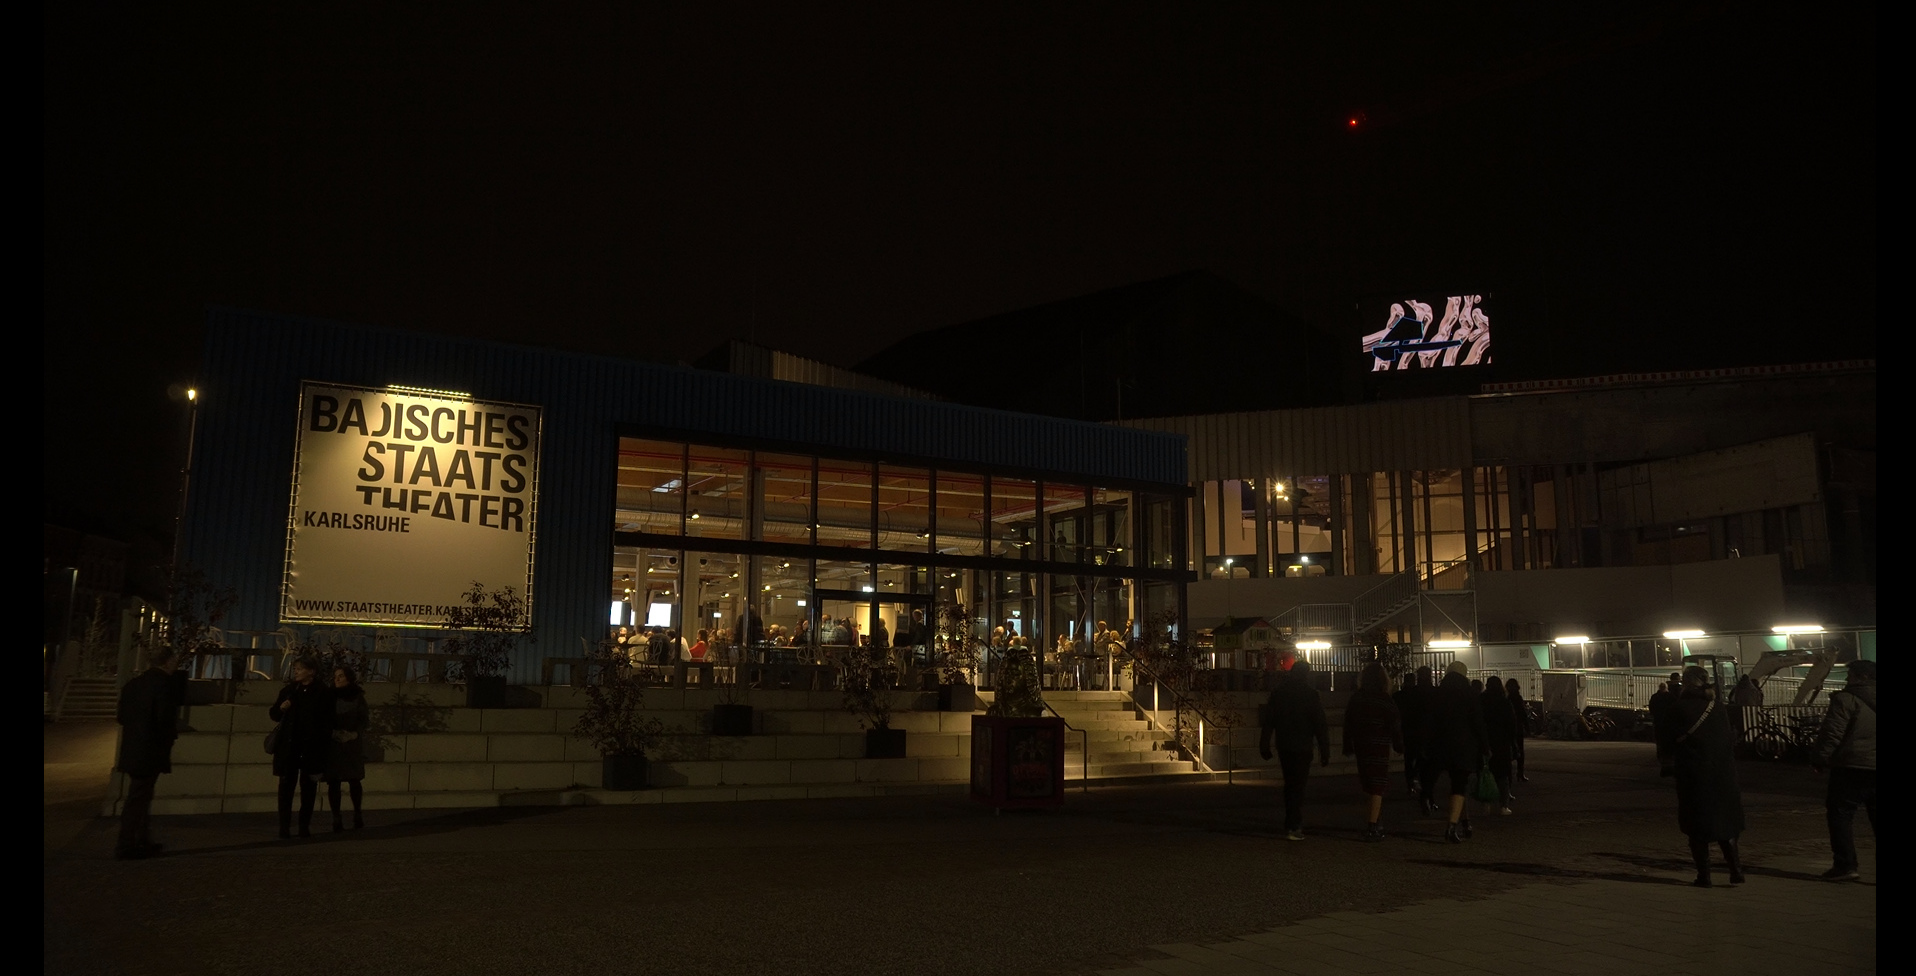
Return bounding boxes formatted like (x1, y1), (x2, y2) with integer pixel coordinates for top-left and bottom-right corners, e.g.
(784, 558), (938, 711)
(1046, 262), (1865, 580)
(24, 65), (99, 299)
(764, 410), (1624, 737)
(1348, 118), (1358, 126)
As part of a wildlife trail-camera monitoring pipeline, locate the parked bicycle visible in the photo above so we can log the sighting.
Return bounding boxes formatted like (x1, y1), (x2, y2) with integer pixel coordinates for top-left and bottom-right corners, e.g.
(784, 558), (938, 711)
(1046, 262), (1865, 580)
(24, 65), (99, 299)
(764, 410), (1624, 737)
(1748, 709), (1820, 762)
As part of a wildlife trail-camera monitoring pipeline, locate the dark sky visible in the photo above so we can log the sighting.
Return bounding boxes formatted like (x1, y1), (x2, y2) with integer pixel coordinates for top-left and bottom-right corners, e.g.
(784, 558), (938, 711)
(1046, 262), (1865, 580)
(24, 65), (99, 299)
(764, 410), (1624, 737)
(44, 2), (1876, 540)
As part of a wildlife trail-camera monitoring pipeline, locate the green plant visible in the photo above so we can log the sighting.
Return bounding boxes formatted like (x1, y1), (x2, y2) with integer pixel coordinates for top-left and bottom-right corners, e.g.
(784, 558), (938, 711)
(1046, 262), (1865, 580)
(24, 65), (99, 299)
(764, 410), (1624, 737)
(138, 564), (236, 668)
(572, 639), (664, 757)
(839, 642), (897, 730)
(934, 601), (978, 686)
(442, 582), (530, 680)
(986, 640), (1045, 718)
(1128, 611), (1223, 759)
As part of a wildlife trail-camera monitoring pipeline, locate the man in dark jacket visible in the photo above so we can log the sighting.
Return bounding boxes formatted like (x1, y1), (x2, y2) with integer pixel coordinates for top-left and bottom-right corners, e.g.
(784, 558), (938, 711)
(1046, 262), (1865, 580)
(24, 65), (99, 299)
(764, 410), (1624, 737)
(1259, 660), (1330, 841)
(1423, 661), (1489, 843)
(1394, 667), (1434, 803)
(1649, 673), (1682, 772)
(1812, 659), (1876, 882)
(115, 647), (186, 860)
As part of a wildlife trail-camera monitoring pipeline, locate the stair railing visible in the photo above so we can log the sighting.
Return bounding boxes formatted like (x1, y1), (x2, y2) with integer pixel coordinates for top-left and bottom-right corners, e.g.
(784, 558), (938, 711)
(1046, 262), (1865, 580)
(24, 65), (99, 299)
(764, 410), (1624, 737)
(1122, 652), (1240, 783)
(1352, 571), (1419, 632)
(1039, 699), (1091, 793)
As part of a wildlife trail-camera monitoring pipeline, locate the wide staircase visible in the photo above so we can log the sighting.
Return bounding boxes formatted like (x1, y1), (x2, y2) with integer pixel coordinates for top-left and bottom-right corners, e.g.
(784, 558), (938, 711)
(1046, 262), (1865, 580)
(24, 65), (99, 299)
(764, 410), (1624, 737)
(58, 677), (119, 719)
(101, 682), (1369, 816)
(1041, 691), (1201, 782)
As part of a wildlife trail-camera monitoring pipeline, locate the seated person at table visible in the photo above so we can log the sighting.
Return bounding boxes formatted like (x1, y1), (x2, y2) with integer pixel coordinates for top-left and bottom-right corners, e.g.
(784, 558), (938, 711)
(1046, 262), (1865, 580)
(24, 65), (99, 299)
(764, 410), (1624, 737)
(689, 630), (710, 661)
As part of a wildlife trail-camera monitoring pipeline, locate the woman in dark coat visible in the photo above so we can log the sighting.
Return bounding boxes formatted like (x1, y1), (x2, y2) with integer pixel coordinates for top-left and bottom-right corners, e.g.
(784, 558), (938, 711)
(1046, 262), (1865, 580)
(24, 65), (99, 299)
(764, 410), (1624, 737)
(1342, 663), (1404, 841)
(1659, 665), (1746, 887)
(1506, 679), (1530, 782)
(270, 658), (334, 839)
(324, 665), (370, 832)
(1481, 677), (1516, 815)
(1424, 662), (1490, 843)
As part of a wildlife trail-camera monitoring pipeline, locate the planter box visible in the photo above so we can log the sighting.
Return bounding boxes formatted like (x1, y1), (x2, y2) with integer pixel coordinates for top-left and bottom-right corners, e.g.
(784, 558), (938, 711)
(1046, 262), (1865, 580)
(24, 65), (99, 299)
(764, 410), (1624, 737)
(938, 683), (977, 713)
(712, 703), (754, 736)
(466, 676), (509, 709)
(970, 715), (1066, 810)
(602, 754), (648, 791)
(865, 727), (908, 759)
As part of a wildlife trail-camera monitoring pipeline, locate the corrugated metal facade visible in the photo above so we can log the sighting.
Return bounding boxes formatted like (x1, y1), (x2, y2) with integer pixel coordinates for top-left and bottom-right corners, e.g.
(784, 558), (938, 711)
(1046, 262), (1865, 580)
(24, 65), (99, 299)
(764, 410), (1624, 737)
(184, 309), (1185, 682)
(1120, 398), (1473, 482)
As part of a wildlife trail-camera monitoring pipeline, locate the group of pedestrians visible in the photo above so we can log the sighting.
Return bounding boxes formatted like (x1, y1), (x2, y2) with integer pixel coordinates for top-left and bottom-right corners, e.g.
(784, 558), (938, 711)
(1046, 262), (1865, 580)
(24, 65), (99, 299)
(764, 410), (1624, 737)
(1260, 654), (1876, 887)
(1261, 660), (1530, 845)
(270, 658), (371, 838)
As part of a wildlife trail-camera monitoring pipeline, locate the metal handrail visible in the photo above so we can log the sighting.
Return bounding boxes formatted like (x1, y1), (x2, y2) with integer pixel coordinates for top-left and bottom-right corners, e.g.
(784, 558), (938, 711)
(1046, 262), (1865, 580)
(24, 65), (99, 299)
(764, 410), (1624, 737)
(1121, 651), (1243, 781)
(1039, 699), (1091, 793)
(1352, 571), (1418, 630)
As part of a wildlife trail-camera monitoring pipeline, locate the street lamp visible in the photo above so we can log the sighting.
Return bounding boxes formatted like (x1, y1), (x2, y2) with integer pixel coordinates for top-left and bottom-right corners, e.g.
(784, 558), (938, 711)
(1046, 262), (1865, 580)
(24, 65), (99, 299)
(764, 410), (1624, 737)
(165, 384), (201, 586)
(1223, 557), (1234, 616)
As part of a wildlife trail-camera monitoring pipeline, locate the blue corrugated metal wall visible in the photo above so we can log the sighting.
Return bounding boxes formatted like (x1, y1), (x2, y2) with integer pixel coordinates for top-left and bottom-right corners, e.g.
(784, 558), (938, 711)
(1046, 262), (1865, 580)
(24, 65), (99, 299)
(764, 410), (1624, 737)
(184, 309), (1187, 682)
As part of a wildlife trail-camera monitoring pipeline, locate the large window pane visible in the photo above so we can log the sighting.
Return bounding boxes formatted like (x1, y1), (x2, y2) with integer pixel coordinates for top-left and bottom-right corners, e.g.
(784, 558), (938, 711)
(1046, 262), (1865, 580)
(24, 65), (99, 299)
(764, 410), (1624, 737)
(1044, 482), (1090, 563)
(686, 446), (750, 541)
(615, 438), (685, 535)
(756, 555), (807, 650)
(990, 477), (1038, 560)
(877, 465), (933, 554)
(932, 471), (987, 558)
(1090, 487), (1132, 567)
(757, 453), (814, 545)
(1140, 494), (1177, 571)
(817, 460), (875, 549)
(813, 558), (875, 656)
(686, 551), (747, 652)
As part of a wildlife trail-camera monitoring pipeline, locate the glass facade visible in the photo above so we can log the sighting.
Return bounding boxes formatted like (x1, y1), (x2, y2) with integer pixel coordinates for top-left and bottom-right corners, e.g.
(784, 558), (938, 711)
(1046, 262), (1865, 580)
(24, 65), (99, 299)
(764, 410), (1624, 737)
(1192, 463), (1838, 585)
(610, 436), (1187, 686)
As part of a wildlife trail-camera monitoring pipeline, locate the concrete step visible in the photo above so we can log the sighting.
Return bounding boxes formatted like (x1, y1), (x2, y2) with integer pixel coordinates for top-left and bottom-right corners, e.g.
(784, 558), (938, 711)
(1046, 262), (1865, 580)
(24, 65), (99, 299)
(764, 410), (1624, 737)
(108, 780), (974, 816)
(1066, 760), (1199, 778)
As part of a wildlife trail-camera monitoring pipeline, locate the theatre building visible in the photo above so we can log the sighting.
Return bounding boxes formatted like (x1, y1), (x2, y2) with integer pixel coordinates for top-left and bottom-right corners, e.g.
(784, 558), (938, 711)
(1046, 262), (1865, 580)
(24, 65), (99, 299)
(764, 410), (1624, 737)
(182, 309), (1191, 683)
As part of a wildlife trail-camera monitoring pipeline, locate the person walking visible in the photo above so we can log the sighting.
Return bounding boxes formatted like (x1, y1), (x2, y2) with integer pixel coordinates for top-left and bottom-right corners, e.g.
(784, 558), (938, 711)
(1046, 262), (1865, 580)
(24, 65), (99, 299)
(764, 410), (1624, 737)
(270, 658), (334, 839)
(1258, 660), (1331, 841)
(1811, 659), (1876, 882)
(1344, 663), (1404, 841)
(1423, 661), (1489, 843)
(114, 646), (187, 860)
(1395, 667), (1435, 807)
(323, 665), (370, 832)
(1649, 672), (1682, 773)
(1505, 678), (1530, 782)
(1481, 677), (1516, 815)
(1659, 666), (1746, 886)
(1731, 674), (1764, 738)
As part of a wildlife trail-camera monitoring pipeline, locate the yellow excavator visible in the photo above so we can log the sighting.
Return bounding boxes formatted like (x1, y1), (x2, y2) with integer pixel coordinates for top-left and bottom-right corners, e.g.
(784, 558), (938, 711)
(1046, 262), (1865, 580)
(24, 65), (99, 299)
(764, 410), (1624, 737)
(1682, 646), (1839, 705)
(1747, 647), (1842, 706)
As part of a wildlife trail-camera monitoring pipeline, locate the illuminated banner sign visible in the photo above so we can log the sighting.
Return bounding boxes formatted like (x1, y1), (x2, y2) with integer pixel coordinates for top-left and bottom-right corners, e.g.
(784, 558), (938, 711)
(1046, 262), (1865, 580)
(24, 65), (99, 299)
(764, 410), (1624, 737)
(281, 381), (541, 627)
(1360, 294), (1492, 371)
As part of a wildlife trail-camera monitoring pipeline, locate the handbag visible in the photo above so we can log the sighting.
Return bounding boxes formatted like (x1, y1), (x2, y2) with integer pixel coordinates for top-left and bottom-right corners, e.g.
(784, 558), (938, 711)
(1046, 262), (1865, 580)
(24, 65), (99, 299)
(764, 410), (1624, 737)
(1473, 758), (1501, 803)
(264, 723), (281, 754)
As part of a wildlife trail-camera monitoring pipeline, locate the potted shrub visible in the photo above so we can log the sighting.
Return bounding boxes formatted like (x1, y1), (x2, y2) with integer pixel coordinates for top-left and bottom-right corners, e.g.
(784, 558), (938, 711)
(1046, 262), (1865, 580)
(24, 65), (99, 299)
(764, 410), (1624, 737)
(712, 642), (754, 736)
(971, 638), (1064, 809)
(442, 582), (530, 708)
(934, 602), (979, 713)
(841, 642), (905, 758)
(571, 638), (664, 790)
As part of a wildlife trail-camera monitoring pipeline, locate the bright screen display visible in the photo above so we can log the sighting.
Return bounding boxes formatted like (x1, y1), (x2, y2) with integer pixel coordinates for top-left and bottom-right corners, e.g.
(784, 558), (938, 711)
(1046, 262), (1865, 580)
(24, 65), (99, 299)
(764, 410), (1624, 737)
(1361, 294), (1492, 371)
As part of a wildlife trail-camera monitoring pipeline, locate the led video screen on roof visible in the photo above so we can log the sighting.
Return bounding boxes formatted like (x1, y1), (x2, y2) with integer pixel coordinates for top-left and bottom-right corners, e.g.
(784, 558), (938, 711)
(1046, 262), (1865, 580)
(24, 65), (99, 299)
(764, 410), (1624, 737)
(1361, 294), (1492, 371)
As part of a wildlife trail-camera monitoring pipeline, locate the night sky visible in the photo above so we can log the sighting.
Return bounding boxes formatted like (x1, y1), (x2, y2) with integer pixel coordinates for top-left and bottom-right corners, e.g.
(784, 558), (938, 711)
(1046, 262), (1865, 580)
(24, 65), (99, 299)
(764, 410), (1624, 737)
(44, 3), (1876, 543)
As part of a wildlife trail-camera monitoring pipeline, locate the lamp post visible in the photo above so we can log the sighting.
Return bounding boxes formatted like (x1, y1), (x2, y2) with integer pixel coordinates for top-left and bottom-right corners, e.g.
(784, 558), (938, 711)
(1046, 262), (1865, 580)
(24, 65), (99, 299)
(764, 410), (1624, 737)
(166, 384), (200, 588)
(1223, 557), (1234, 617)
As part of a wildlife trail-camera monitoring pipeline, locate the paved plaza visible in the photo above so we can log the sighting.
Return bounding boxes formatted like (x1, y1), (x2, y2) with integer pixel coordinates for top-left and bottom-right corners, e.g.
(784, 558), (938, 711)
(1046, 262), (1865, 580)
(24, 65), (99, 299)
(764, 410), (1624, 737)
(45, 724), (1873, 976)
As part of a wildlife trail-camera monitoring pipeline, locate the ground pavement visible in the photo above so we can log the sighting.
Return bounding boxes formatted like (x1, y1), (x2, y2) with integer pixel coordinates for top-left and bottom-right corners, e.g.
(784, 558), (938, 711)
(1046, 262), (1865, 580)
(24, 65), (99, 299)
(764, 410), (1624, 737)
(44, 722), (1874, 976)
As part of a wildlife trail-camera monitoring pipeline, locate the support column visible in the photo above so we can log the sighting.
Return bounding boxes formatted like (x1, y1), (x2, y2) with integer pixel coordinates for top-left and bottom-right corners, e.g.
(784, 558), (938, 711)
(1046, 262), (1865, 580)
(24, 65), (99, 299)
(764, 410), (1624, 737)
(1462, 466), (1479, 571)
(1329, 475), (1346, 577)
(1252, 478), (1270, 578)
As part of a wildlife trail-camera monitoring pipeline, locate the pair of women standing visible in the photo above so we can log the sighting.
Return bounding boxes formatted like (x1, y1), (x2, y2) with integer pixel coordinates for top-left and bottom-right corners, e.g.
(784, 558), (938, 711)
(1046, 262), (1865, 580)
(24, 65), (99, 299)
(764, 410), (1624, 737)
(269, 659), (369, 838)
